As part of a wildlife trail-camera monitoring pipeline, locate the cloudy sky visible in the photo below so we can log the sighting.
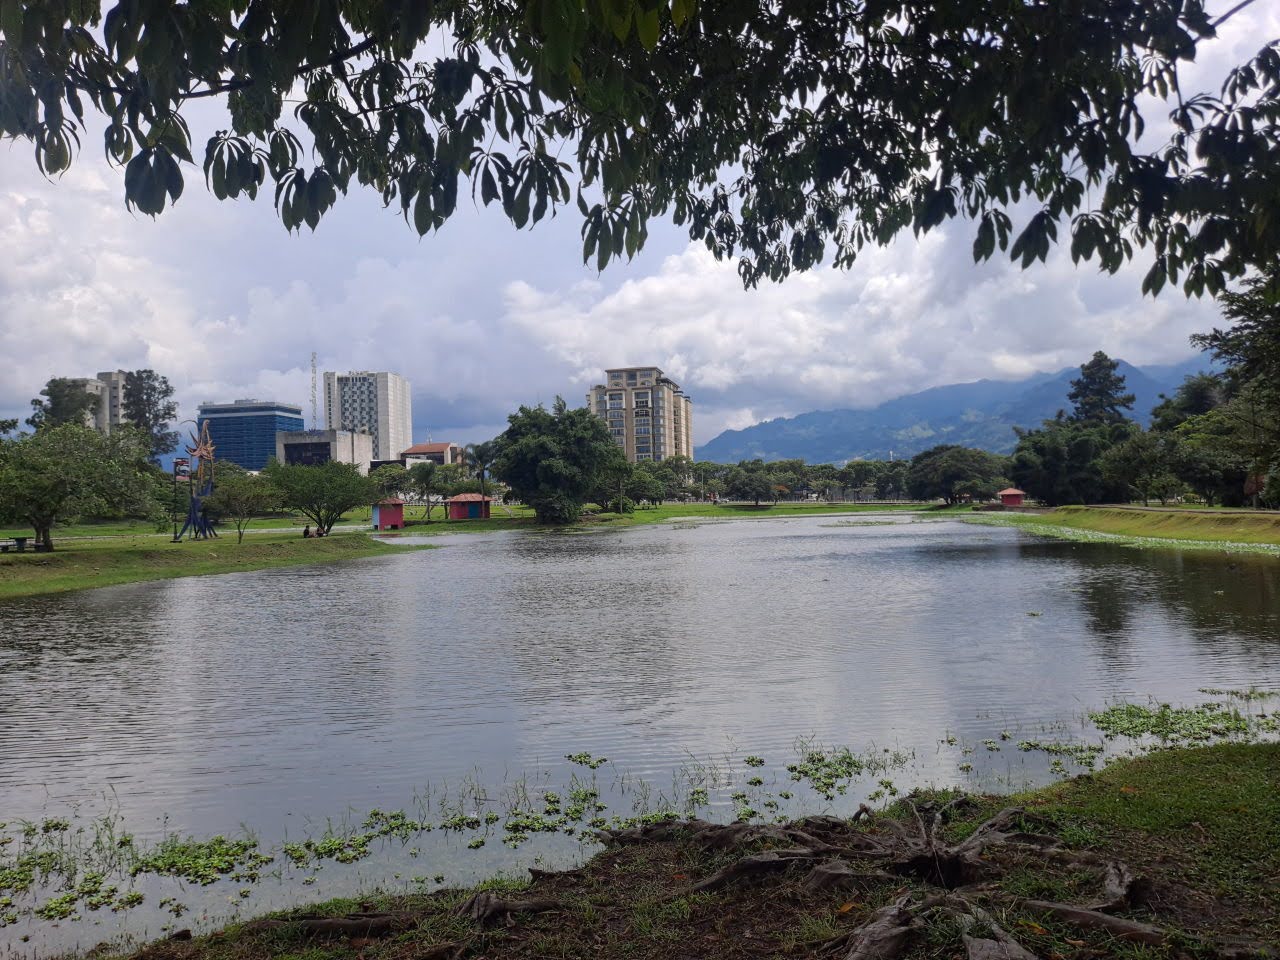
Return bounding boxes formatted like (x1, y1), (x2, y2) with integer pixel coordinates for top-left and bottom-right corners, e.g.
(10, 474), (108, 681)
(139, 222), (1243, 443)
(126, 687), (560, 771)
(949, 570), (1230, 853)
(1, 6), (1273, 448)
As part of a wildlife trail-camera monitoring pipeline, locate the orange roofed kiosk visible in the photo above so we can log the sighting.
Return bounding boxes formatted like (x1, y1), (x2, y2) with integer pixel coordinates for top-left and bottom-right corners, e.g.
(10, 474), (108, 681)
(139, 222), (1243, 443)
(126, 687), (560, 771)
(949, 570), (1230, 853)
(447, 493), (492, 520)
(998, 488), (1026, 507)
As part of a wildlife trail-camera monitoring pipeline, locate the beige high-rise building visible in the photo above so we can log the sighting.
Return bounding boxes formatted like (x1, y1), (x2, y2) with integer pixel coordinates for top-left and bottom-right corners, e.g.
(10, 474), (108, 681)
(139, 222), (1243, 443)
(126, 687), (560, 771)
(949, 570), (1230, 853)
(323, 371), (413, 462)
(65, 370), (128, 434)
(587, 366), (693, 463)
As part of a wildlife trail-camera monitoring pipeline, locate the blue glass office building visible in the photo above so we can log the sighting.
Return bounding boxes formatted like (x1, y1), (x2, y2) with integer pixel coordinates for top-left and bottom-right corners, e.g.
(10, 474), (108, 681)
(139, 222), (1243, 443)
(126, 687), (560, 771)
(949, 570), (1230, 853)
(198, 400), (305, 471)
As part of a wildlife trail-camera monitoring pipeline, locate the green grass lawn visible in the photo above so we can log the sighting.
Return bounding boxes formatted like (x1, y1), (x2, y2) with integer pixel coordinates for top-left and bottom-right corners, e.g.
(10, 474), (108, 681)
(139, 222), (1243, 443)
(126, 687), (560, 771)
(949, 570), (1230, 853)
(0, 532), (430, 601)
(381, 500), (940, 536)
(1010, 505), (1280, 545)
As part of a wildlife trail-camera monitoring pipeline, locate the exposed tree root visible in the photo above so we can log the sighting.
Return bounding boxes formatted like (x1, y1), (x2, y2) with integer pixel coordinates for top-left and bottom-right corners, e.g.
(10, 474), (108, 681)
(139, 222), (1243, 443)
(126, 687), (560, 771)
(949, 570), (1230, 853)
(1022, 898), (1179, 943)
(842, 894), (918, 960)
(1088, 859), (1152, 912)
(596, 817), (844, 854)
(662, 794), (1277, 960)
(690, 847), (822, 892)
(803, 859), (896, 893)
(414, 940), (471, 960)
(455, 892), (560, 925)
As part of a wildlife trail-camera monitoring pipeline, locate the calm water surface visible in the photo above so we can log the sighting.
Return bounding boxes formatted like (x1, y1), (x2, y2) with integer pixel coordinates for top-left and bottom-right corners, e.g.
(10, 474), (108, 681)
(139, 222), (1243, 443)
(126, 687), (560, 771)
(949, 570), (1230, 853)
(1, 515), (1278, 952)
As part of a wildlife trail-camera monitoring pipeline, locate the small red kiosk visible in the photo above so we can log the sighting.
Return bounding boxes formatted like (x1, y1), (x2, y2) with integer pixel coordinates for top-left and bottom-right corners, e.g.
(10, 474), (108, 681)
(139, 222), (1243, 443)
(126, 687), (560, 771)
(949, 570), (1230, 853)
(447, 493), (493, 520)
(998, 488), (1026, 507)
(372, 497), (406, 530)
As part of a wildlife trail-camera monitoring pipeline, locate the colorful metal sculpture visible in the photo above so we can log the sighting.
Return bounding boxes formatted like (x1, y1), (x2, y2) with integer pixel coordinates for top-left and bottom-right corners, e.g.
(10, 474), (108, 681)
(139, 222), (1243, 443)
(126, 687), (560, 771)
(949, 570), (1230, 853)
(178, 421), (219, 540)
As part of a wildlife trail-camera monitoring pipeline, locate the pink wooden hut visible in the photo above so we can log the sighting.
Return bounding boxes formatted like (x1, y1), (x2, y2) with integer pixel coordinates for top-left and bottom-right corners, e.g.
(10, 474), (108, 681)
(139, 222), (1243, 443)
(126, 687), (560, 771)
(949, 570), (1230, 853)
(372, 498), (406, 530)
(447, 493), (493, 520)
(998, 488), (1026, 507)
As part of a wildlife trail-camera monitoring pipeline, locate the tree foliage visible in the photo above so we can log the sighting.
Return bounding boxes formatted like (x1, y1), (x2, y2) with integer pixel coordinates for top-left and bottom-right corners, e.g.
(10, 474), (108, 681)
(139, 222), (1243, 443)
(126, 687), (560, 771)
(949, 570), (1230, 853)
(723, 460), (777, 506)
(406, 460), (444, 522)
(494, 398), (625, 523)
(27, 378), (99, 431)
(261, 459), (375, 533)
(370, 462), (409, 497)
(1068, 351), (1137, 425)
(1011, 415), (1133, 506)
(465, 440), (500, 498)
(905, 445), (1007, 504)
(0, 423), (156, 549)
(204, 463), (280, 543)
(123, 369), (179, 460)
(4, 1), (1278, 293)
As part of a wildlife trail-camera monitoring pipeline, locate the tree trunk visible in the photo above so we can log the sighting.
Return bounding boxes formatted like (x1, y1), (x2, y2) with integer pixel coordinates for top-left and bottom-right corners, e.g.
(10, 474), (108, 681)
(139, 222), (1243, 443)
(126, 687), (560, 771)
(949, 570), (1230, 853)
(36, 525), (53, 551)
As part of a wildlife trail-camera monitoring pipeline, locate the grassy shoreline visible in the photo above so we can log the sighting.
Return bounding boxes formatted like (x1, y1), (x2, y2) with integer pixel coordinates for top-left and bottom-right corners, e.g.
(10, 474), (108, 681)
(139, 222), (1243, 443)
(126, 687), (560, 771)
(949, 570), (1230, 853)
(97, 743), (1280, 960)
(971, 505), (1280, 552)
(0, 533), (430, 601)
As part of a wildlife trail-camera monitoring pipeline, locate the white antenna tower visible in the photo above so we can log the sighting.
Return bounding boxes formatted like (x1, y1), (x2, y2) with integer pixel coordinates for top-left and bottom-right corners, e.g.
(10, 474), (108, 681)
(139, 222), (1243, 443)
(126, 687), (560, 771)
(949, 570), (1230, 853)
(310, 352), (318, 429)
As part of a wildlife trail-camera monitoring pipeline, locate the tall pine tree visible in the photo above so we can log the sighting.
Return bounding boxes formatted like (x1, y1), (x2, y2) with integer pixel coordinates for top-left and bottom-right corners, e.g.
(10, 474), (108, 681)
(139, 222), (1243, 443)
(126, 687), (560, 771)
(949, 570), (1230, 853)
(1067, 352), (1136, 426)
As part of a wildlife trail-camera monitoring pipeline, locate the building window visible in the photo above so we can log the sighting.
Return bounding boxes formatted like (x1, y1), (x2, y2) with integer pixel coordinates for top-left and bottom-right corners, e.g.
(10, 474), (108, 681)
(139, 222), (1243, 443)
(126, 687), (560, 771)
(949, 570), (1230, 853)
(610, 428), (625, 437)
(635, 425), (650, 435)
(635, 444), (651, 454)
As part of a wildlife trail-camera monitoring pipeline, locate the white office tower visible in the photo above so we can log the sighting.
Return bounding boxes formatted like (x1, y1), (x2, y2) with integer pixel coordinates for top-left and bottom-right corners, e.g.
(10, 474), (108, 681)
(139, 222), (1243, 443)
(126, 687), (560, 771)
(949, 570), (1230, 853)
(322, 371), (413, 461)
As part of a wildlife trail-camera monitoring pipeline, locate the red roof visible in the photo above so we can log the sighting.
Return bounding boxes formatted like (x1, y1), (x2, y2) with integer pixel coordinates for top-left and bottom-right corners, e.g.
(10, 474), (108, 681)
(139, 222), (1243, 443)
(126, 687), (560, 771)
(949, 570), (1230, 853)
(376, 497), (406, 505)
(402, 442), (456, 455)
(447, 493), (493, 502)
(997, 488), (1026, 496)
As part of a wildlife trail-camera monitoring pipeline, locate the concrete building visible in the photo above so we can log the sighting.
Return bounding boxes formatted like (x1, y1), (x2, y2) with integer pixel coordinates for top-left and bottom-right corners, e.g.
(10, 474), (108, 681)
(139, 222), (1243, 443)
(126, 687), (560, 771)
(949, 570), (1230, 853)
(275, 429), (375, 474)
(323, 371), (412, 462)
(587, 366), (694, 462)
(402, 441), (465, 466)
(66, 370), (128, 434)
(198, 399), (305, 471)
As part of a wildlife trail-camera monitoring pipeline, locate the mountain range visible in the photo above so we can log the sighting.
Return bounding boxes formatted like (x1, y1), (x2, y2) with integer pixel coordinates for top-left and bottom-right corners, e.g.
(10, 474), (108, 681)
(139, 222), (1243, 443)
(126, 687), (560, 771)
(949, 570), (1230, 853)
(697, 355), (1214, 464)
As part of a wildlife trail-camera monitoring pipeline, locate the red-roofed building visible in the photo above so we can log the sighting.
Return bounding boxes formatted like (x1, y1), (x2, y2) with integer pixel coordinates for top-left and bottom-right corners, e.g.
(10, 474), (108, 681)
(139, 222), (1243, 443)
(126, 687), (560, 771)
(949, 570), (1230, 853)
(998, 488), (1026, 507)
(447, 493), (492, 520)
(402, 441), (465, 466)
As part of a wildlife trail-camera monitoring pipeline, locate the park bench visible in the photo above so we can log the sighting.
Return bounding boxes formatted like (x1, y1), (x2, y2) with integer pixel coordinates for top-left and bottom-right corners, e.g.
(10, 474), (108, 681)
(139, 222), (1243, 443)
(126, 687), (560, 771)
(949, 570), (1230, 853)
(0, 537), (30, 553)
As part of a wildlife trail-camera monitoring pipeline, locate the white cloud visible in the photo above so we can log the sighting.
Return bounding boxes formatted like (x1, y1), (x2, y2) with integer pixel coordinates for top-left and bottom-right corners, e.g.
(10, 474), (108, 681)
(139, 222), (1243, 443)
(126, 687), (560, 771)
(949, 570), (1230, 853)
(504, 235), (1220, 441)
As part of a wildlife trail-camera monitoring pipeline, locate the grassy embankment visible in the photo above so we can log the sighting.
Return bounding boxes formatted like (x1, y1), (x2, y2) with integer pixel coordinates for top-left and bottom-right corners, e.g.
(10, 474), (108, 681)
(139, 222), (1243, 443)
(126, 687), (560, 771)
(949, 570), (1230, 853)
(982, 505), (1280, 549)
(115, 742), (1279, 960)
(389, 500), (946, 537)
(0, 533), (430, 601)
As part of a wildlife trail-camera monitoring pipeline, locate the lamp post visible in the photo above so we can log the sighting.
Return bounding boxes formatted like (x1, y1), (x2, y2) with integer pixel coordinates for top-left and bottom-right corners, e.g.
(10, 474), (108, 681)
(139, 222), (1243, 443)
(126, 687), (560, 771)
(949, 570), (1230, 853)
(170, 458), (188, 541)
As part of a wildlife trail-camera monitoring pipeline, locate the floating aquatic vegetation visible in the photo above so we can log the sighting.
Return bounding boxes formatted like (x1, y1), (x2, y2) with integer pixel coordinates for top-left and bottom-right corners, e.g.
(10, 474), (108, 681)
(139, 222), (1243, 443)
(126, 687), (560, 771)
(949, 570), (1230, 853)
(564, 752), (608, 769)
(1089, 702), (1254, 743)
(1016, 740), (1105, 769)
(132, 835), (274, 884)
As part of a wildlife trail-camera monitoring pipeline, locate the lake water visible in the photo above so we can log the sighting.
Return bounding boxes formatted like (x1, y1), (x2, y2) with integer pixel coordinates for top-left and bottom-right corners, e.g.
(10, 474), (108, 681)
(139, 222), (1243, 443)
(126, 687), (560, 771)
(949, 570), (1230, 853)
(1, 514), (1278, 954)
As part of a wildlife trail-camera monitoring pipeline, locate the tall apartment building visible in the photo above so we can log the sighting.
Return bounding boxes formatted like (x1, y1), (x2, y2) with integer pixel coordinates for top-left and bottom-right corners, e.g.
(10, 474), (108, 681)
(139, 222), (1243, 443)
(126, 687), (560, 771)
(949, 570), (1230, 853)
(67, 370), (128, 434)
(198, 399), (305, 471)
(323, 371), (413, 462)
(587, 366), (694, 462)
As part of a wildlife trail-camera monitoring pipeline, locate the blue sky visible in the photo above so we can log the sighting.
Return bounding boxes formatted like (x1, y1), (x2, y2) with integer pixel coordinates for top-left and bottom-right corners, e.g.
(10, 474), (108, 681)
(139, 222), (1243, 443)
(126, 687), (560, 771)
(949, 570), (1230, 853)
(1, 6), (1273, 449)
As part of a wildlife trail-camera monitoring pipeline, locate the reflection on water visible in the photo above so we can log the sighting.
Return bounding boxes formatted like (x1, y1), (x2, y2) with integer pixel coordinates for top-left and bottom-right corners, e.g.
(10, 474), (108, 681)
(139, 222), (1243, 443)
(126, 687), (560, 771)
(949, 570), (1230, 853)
(0, 516), (1278, 952)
